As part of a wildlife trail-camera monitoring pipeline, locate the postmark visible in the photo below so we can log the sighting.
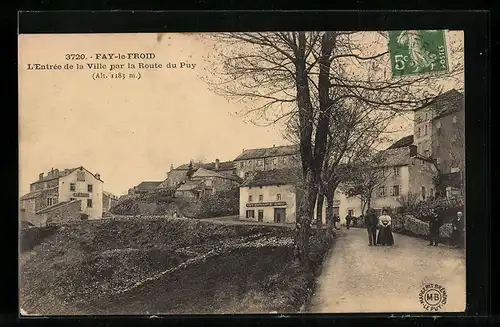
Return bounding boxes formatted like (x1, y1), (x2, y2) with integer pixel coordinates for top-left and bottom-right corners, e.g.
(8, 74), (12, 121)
(388, 30), (450, 77)
(419, 283), (447, 311)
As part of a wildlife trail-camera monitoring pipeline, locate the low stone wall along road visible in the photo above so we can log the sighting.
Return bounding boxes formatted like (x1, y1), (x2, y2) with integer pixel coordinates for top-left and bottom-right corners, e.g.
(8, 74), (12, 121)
(308, 228), (466, 313)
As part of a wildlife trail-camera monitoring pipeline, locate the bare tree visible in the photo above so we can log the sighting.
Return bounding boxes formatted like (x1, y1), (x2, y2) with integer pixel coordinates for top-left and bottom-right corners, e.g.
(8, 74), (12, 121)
(340, 152), (392, 215)
(204, 31), (463, 267)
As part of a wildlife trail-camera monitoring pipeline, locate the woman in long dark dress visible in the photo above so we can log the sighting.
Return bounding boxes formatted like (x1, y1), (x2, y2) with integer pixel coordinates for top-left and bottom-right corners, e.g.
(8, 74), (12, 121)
(376, 209), (395, 246)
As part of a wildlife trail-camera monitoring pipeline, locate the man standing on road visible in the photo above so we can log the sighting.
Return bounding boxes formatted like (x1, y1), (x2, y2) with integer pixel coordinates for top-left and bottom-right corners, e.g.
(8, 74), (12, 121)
(345, 212), (352, 229)
(365, 209), (378, 246)
(428, 209), (443, 246)
(451, 211), (465, 248)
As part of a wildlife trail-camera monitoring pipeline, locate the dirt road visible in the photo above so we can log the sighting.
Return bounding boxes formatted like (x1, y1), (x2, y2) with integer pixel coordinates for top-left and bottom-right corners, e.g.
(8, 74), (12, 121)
(308, 228), (466, 313)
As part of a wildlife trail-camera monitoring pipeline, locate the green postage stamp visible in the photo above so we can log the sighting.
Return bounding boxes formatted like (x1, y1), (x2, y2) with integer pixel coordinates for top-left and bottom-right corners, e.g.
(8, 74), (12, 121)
(388, 30), (450, 77)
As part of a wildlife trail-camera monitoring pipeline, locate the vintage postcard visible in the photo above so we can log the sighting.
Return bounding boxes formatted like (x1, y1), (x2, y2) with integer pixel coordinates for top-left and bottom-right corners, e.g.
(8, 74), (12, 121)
(19, 30), (465, 316)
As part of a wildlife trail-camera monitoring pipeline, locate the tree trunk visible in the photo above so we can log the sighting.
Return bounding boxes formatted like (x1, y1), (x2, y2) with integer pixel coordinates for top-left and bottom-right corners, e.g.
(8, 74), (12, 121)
(295, 168), (317, 269)
(316, 192), (324, 226)
(326, 190), (334, 224)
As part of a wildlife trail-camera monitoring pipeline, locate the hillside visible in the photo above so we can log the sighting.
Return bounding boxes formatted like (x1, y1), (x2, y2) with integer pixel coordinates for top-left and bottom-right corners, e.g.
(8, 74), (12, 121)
(110, 188), (239, 218)
(20, 218), (332, 315)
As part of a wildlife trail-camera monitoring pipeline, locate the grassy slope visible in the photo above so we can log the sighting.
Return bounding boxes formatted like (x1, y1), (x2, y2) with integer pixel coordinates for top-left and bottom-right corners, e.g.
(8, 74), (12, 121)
(20, 218), (332, 315)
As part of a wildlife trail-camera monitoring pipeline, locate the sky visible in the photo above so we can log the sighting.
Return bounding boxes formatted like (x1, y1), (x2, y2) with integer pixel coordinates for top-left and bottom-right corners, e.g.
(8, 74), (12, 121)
(18, 32), (463, 196)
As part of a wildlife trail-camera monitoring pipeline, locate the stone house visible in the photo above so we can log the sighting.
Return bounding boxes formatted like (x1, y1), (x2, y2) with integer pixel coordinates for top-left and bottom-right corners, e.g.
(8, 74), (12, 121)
(239, 168), (302, 224)
(233, 145), (300, 180)
(158, 159), (236, 189)
(20, 166), (104, 226)
(174, 168), (241, 199)
(335, 144), (438, 219)
(103, 191), (119, 214)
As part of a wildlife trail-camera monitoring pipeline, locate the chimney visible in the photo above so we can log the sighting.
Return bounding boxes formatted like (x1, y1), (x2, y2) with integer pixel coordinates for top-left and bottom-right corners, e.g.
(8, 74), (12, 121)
(273, 144), (275, 147)
(54, 168), (59, 176)
(409, 145), (417, 157)
(215, 159), (220, 170)
(50, 167), (54, 177)
(170, 164), (174, 171)
(39, 173), (44, 181)
(95, 173), (101, 180)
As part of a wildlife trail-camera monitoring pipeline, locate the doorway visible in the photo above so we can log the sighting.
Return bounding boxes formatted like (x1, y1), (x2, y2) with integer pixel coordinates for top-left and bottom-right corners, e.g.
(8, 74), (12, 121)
(274, 208), (286, 223)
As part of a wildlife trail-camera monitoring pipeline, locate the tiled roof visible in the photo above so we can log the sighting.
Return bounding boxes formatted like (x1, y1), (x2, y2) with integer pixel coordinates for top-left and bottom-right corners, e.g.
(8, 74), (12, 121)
(192, 168), (242, 182)
(415, 89), (463, 117)
(376, 146), (413, 167)
(20, 187), (59, 200)
(173, 161), (235, 171)
(30, 166), (104, 184)
(240, 168), (300, 187)
(20, 190), (42, 201)
(387, 135), (414, 150)
(135, 181), (162, 190)
(30, 168), (78, 184)
(176, 180), (203, 191)
(234, 145), (299, 161)
(431, 89), (464, 119)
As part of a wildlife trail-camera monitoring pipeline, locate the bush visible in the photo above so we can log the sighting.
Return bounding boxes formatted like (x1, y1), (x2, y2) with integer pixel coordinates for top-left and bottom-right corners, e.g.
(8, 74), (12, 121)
(392, 214), (453, 238)
(197, 188), (240, 218)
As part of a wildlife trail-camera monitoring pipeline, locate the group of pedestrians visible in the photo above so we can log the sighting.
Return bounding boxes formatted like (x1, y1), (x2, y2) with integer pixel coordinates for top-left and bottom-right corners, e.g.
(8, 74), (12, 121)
(428, 209), (465, 248)
(359, 208), (464, 248)
(364, 208), (395, 246)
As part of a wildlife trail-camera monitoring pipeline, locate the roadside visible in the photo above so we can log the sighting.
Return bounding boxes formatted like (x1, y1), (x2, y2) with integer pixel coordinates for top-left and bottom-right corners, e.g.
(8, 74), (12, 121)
(308, 228), (466, 313)
(20, 217), (333, 315)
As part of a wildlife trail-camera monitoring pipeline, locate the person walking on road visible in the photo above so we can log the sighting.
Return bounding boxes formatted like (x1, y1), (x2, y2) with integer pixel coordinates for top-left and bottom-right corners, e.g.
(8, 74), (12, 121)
(345, 213), (352, 229)
(451, 211), (465, 248)
(365, 209), (378, 246)
(427, 209), (443, 246)
(376, 209), (394, 246)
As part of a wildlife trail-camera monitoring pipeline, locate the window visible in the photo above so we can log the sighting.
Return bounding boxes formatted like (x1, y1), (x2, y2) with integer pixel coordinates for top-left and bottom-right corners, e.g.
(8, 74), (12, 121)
(248, 160), (253, 166)
(424, 124), (428, 136)
(451, 167), (460, 173)
(258, 210), (264, 221)
(70, 198), (75, 201)
(277, 194), (282, 201)
(257, 159), (263, 167)
(248, 195), (253, 202)
(391, 185), (401, 197)
(272, 158), (277, 165)
(429, 188), (434, 199)
(246, 210), (255, 218)
(393, 167), (400, 178)
(87, 199), (93, 208)
(70, 183), (76, 191)
(206, 179), (213, 187)
(417, 127), (421, 138)
(88, 184), (93, 192)
(452, 116), (457, 124)
(244, 172), (249, 179)
(421, 186), (426, 201)
(348, 209), (354, 216)
(77, 171), (85, 181)
(378, 186), (386, 197)
(258, 194), (263, 202)
(47, 198), (54, 206)
(282, 157), (287, 164)
(240, 162), (244, 168)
